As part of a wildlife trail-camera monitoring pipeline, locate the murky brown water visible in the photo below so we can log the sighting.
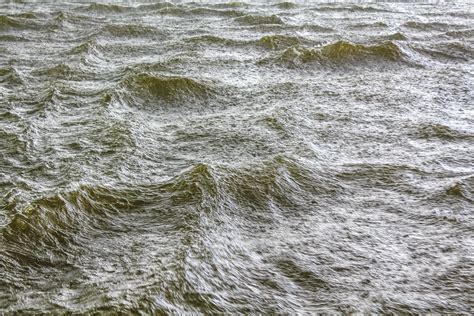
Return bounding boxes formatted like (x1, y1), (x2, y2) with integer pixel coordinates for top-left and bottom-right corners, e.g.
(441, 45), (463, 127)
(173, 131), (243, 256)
(1, 1), (473, 313)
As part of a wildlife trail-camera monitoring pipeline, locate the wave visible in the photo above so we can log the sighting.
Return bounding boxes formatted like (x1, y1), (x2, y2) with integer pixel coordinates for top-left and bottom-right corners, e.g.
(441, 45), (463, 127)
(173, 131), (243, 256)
(0, 34), (29, 42)
(273, 2), (298, 9)
(349, 21), (388, 29)
(416, 123), (473, 141)
(188, 8), (245, 18)
(0, 154), (336, 263)
(235, 14), (284, 25)
(444, 29), (474, 39)
(257, 35), (301, 50)
(0, 15), (31, 30)
(415, 42), (473, 62)
(335, 163), (425, 194)
(0, 66), (23, 85)
(76, 3), (128, 13)
(185, 35), (241, 46)
(153, 6), (243, 18)
(444, 175), (474, 202)
(403, 21), (466, 32)
(259, 40), (405, 66)
(10, 12), (38, 19)
(299, 24), (335, 33)
(30, 64), (90, 81)
(118, 73), (214, 106)
(207, 2), (249, 9)
(66, 39), (104, 59)
(102, 24), (159, 37)
(386, 32), (407, 41)
(137, 2), (176, 11)
(312, 5), (392, 13)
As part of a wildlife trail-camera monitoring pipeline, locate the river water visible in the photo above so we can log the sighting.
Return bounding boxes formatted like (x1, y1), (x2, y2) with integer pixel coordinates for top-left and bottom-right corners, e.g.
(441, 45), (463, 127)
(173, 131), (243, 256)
(1, 1), (473, 313)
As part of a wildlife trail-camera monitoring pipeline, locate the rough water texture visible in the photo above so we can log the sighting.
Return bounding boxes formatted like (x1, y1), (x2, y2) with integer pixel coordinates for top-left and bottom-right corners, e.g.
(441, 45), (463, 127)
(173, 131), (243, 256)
(1, 0), (473, 314)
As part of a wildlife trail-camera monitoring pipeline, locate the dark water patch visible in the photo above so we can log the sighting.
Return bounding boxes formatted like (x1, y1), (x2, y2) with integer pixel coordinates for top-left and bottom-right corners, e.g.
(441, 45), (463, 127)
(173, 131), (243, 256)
(416, 123), (473, 141)
(235, 14), (284, 26)
(259, 40), (405, 66)
(257, 35), (301, 50)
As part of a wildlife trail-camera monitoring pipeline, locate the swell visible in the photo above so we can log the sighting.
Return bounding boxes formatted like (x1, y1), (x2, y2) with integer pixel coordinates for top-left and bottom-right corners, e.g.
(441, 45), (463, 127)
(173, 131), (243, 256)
(259, 40), (407, 66)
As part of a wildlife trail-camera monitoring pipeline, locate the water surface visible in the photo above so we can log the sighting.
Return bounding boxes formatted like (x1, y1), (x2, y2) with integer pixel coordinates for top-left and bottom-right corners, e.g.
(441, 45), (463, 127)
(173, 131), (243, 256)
(1, 0), (473, 313)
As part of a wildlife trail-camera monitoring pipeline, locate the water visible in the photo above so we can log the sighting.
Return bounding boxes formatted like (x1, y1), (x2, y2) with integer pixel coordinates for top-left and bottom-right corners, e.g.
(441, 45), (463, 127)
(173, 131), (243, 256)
(1, 1), (473, 313)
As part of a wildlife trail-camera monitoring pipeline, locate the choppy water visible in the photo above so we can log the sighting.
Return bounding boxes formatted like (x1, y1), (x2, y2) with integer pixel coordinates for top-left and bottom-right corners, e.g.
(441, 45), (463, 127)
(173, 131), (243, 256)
(1, 0), (473, 313)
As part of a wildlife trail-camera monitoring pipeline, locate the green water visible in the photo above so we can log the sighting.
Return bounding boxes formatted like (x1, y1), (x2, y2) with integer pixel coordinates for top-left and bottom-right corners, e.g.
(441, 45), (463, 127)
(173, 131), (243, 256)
(1, 1), (473, 313)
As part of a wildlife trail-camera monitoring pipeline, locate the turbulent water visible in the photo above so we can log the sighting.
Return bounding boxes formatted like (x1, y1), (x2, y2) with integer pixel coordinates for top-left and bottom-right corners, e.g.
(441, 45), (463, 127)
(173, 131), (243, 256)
(1, 0), (473, 313)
